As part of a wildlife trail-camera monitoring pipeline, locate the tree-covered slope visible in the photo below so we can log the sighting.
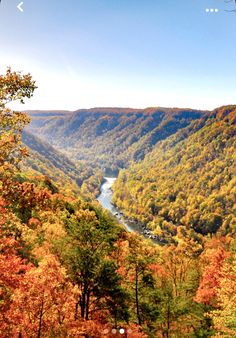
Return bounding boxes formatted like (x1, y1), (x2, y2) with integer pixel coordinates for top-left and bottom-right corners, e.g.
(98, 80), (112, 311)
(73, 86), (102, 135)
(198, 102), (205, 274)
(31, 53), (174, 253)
(21, 131), (103, 196)
(27, 107), (205, 173)
(2, 69), (236, 338)
(113, 106), (236, 241)
(22, 131), (81, 181)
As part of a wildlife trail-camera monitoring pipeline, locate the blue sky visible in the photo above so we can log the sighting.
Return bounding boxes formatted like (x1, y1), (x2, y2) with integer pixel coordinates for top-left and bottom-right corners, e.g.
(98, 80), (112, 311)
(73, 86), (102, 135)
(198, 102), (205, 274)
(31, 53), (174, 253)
(0, 0), (236, 110)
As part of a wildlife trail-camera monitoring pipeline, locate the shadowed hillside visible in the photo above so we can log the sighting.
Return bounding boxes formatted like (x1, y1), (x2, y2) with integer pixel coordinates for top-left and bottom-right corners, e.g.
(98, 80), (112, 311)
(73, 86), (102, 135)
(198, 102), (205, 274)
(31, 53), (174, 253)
(22, 131), (103, 196)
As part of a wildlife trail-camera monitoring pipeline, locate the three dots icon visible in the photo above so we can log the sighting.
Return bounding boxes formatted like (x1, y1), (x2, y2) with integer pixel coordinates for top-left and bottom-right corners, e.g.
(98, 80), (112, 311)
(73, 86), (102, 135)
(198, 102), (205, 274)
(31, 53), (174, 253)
(205, 8), (219, 13)
(103, 328), (132, 335)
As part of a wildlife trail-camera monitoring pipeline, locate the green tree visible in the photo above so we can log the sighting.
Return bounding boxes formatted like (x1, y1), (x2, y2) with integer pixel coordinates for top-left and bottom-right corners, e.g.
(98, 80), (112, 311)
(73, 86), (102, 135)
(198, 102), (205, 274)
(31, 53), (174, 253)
(61, 208), (129, 327)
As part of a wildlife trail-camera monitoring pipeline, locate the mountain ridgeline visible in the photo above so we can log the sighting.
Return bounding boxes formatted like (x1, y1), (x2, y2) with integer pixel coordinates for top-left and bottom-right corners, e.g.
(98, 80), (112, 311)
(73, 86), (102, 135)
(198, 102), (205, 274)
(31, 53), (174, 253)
(27, 107), (205, 174)
(25, 106), (236, 240)
(2, 68), (236, 337)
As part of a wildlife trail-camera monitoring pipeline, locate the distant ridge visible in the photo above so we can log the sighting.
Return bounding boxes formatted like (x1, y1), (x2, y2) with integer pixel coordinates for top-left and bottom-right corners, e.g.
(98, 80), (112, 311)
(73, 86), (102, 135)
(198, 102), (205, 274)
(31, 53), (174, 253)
(27, 106), (206, 173)
(26, 110), (72, 117)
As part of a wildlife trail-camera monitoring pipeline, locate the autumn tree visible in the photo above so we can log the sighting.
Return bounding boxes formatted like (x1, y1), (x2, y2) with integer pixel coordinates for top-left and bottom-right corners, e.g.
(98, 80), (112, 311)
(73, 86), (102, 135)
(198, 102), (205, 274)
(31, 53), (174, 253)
(0, 236), (29, 336)
(6, 255), (80, 338)
(151, 236), (213, 337)
(195, 244), (229, 306)
(208, 243), (236, 336)
(0, 67), (36, 173)
(114, 233), (161, 337)
(0, 68), (37, 232)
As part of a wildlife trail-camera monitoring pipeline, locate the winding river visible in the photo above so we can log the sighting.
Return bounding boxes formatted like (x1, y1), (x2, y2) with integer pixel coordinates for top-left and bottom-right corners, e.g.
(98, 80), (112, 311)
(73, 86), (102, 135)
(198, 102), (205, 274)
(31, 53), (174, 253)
(97, 177), (152, 236)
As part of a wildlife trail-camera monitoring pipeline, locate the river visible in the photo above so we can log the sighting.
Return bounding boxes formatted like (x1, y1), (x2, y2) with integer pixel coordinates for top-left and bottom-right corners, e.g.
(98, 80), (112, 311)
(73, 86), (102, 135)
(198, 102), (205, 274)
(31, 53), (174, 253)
(97, 177), (138, 232)
(97, 177), (157, 239)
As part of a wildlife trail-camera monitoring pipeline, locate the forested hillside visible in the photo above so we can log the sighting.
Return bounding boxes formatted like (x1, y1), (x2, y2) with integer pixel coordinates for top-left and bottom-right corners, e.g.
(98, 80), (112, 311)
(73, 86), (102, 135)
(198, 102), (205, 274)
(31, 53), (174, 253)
(22, 131), (103, 197)
(113, 106), (236, 242)
(1, 69), (236, 337)
(27, 107), (205, 173)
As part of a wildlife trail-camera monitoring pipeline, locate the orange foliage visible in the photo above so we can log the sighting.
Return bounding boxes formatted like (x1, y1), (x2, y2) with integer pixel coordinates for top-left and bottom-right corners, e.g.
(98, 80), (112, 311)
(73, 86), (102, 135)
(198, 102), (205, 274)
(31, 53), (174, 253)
(0, 236), (30, 334)
(195, 246), (229, 305)
(5, 255), (79, 337)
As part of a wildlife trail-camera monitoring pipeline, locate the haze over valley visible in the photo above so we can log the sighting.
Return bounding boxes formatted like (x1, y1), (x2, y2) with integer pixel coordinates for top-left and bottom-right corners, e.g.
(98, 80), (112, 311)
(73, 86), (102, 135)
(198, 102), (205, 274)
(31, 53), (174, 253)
(26, 107), (205, 173)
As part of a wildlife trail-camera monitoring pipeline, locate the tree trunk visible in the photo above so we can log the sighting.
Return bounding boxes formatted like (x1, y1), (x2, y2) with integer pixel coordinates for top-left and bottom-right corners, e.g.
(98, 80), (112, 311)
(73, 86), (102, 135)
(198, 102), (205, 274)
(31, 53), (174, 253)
(80, 290), (86, 319)
(135, 265), (141, 325)
(37, 296), (44, 338)
(75, 299), (80, 320)
(85, 290), (90, 320)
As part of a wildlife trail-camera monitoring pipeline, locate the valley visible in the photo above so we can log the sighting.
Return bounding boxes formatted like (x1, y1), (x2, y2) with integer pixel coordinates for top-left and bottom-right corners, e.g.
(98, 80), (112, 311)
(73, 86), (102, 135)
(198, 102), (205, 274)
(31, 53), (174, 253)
(1, 0), (236, 333)
(25, 105), (236, 243)
(1, 68), (236, 337)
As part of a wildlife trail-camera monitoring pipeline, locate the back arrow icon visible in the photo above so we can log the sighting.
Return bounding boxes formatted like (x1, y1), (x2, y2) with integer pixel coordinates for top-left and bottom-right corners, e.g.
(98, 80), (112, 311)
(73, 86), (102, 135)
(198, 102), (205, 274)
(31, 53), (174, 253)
(17, 2), (24, 12)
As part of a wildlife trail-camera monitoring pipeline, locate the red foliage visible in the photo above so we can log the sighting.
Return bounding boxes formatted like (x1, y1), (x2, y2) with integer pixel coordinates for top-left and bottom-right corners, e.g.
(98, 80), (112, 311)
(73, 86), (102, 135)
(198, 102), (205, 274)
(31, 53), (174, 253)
(0, 197), (8, 225)
(0, 236), (30, 334)
(0, 197), (8, 213)
(149, 263), (168, 278)
(195, 247), (229, 305)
